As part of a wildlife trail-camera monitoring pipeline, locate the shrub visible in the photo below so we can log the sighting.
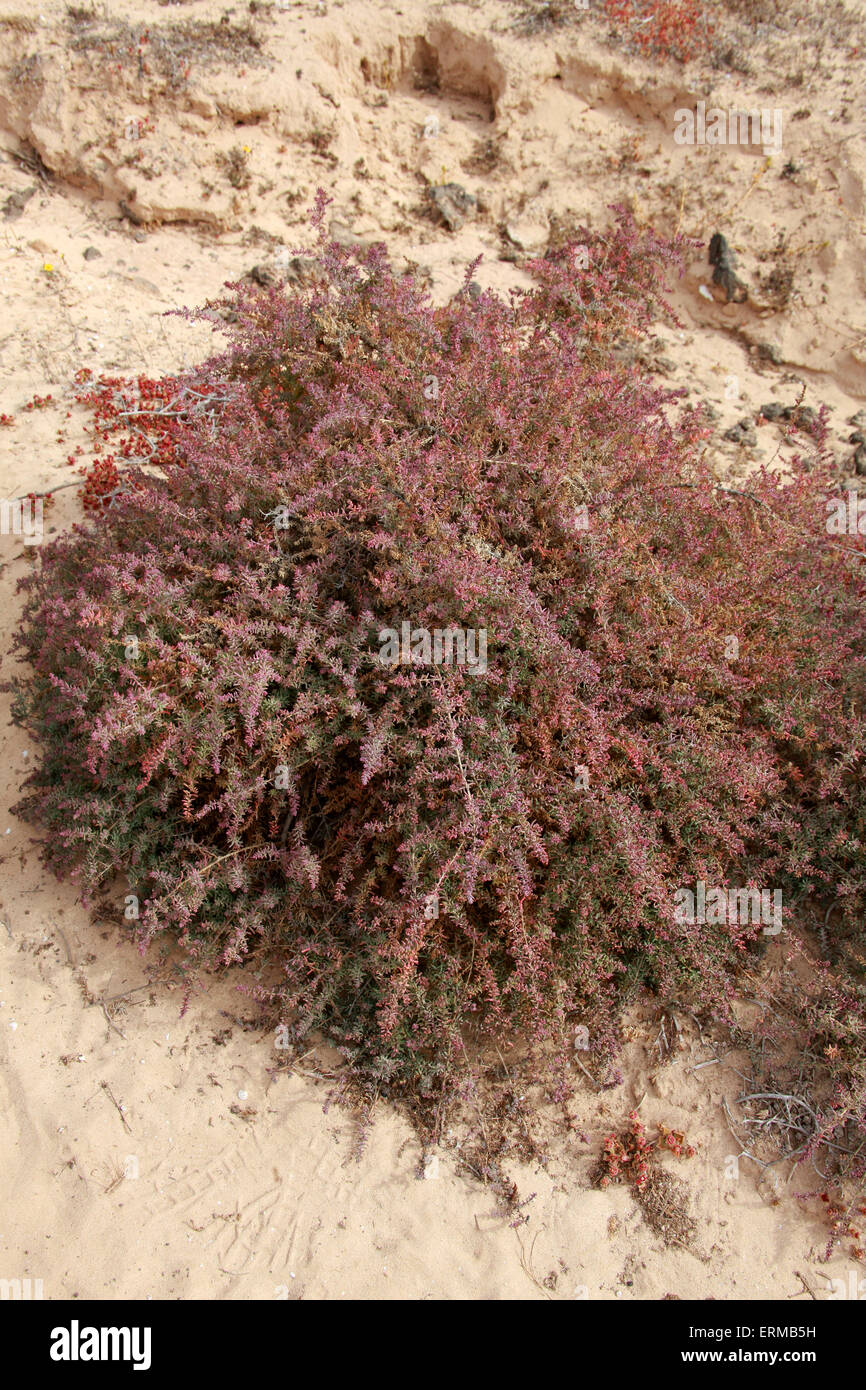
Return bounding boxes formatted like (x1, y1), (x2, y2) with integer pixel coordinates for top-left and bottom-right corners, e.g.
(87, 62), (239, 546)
(8, 197), (866, 1133)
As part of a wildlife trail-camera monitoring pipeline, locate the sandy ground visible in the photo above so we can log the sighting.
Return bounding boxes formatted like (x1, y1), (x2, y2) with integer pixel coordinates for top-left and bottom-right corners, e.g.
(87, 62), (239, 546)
(0, 0), (864, 1300)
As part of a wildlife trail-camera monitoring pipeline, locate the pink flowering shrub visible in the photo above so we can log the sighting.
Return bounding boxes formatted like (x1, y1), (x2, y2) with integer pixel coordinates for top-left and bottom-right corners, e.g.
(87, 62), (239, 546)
(9, 199), (866, 1127)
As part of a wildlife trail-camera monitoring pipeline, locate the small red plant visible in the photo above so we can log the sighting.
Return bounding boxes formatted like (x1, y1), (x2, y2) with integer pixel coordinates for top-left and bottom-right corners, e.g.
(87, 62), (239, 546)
(598, 1112), (695, 1191)
(599, 1112), (655, 1191)
(816, 1190), (866, 1263)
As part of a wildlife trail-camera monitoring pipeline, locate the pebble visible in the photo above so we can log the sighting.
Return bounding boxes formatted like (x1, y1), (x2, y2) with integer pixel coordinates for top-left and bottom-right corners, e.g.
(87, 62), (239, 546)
(429, 183), (477, 233)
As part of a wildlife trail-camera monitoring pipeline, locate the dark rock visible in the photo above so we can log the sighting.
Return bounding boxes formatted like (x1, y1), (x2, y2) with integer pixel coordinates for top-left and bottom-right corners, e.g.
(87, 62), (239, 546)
(284, 256), (320, 286)
(119, 199), (146, 227)
(83, 246), (102, 261)
(452, 280), (482, 303)
(755, 341), (783, 365)
(773, 403), (818, 431)
(723, 418), (757, 447)
(855, 445), (866, 476)
(248, 263), (276, 287)
(3, 185), (36, 220)
(653, 355), (677, 375)
(708, 232), (747, 303)
(429, 183), (477, 232)
(849, 431), (866, 445)
(759, 402), (785, 420)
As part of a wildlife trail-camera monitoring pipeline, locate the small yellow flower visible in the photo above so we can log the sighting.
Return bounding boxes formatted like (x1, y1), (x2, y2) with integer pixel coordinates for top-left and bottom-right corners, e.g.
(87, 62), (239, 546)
(242, 145), (251, 154)
(43, 262), (54, 273)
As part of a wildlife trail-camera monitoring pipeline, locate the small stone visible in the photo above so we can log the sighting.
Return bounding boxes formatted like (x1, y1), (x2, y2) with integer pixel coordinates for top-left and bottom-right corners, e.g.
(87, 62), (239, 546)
(119, 200), (145, 227)
(755, 341), (783, 365)
(3, 186), (36, 221)
(328, 221), (369, 249)
(504, 218), (547, 253)
(723, 419), (757, 447)
(284, 256), (321, 286)
(248, 264), (275, 287)
(758, 402), (785, 421)
(429, 183), (477, 233)
(451, 280), (482, 303)
(83, 246), (102, 261)
(708, 232), (747, 303)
